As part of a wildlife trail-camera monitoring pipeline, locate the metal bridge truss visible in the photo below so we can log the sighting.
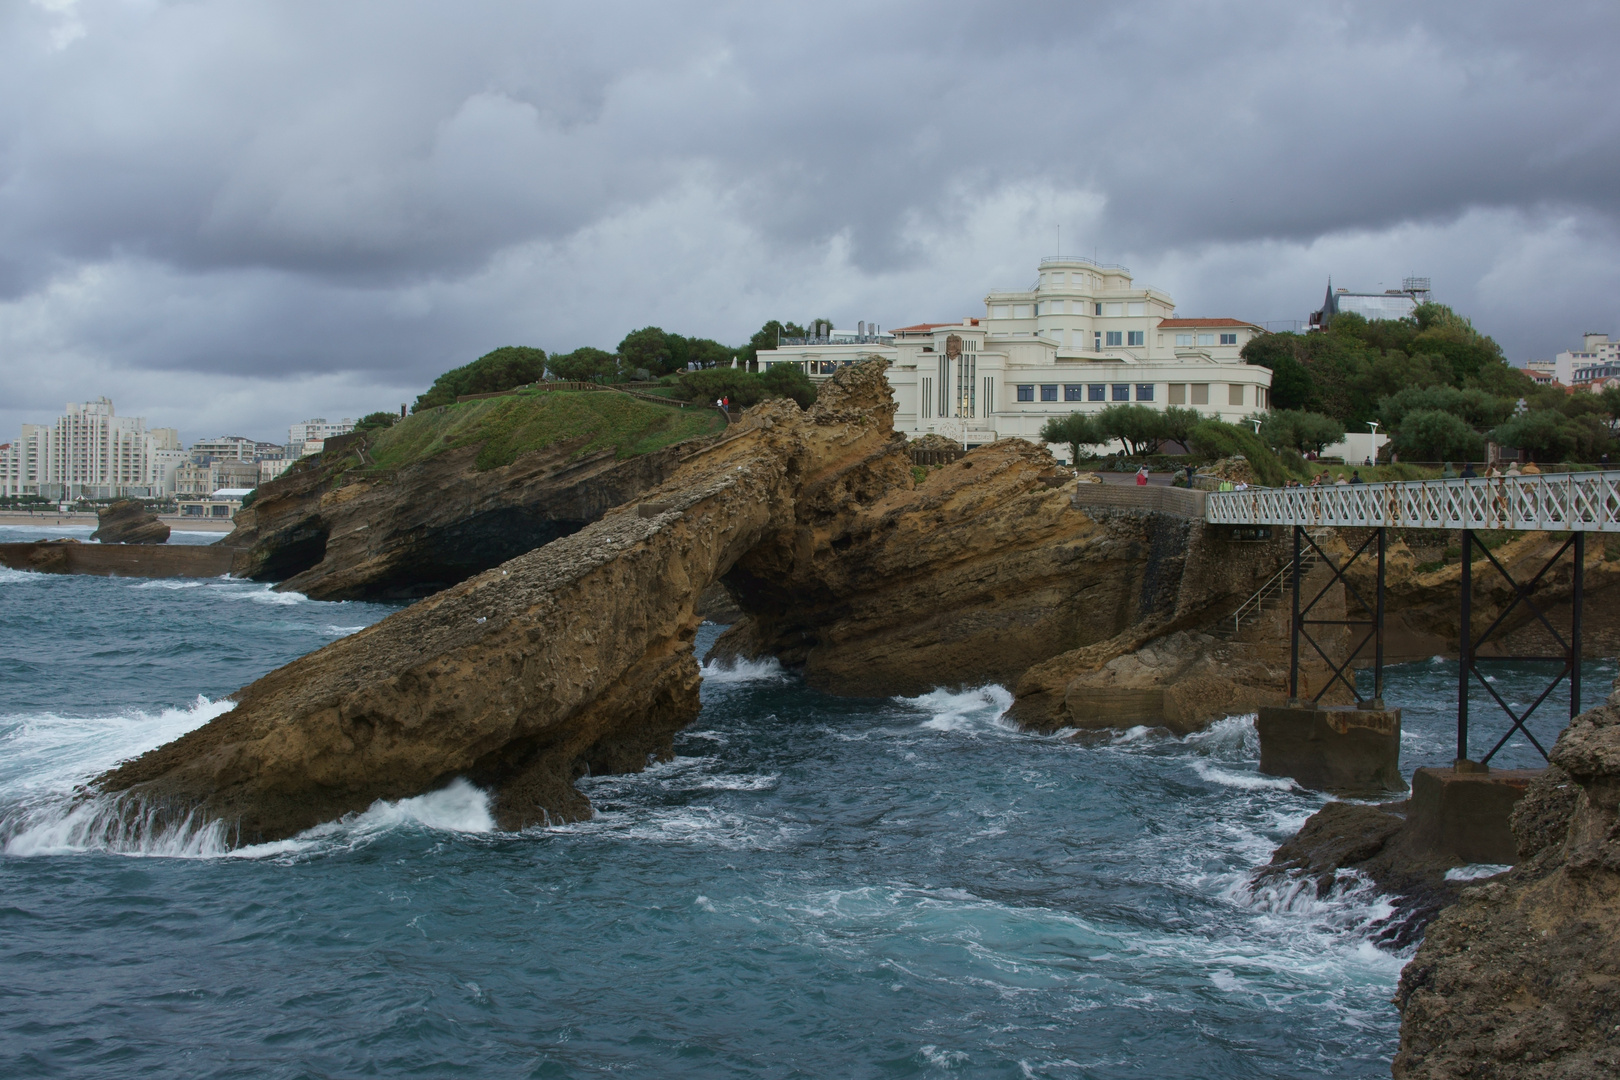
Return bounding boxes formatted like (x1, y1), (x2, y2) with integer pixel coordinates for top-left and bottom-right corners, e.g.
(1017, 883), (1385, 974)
(1207, 471), (1620, 532)
(1288, 527), (1386, 709)
(1458, 531), (1584, 766)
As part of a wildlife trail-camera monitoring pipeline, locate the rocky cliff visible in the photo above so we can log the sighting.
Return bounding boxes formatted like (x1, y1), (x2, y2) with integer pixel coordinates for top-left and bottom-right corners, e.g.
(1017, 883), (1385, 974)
(97, 364), (904, 840)
(226, 427), (711, 602)
(1391, 691), (1620, 1078)
(91, 500), (169, 544)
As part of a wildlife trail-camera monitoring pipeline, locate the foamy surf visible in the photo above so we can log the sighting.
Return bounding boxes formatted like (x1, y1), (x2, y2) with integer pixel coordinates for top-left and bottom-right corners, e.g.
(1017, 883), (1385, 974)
(0, 695), (235, 797)
(700, 655), (789, 684)
(897, 685), (1014, 732)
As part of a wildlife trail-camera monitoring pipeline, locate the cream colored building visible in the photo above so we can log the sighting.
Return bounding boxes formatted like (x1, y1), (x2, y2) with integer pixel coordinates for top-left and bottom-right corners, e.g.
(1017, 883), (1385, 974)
(758, 257), (1271, 458)
(0, 397), (183, 499)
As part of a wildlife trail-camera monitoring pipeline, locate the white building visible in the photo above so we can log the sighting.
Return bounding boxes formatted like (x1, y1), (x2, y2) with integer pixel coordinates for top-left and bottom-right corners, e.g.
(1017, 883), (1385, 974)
(759, 257), (1272, 457)
(1560, 333), (1620, 391)
(1309, 277), (1431, 328)
(289, 418), (355, 456)
(0, 398), (182, 499)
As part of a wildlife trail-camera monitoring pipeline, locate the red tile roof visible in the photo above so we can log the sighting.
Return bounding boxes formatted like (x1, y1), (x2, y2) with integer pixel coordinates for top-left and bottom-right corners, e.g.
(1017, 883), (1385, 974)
(889, 322), (959, 333)
(1157, 318), (1259, 328)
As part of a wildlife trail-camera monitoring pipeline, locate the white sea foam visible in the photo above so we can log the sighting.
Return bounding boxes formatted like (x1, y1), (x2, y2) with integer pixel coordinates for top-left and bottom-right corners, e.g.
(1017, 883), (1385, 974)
(0, 566), (43, 583)
(898, 685), (1014, 732)
(1189, 760), (1298, 791)
(209, 582), (309, 605)
(700, 655), (789, 684)
(323, 624), (368, 637)
(1445, 863), (1511, 881)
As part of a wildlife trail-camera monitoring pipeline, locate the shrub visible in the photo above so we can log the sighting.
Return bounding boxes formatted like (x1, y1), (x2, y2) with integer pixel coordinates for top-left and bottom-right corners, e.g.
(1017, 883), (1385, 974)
(414, 346), (548, 411)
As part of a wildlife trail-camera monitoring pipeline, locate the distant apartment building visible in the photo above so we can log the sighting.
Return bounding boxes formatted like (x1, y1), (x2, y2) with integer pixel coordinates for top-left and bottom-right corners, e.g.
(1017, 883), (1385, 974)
(0, 397), (182, 499)
(290, 417), (355, 457)
(1562, 334), (1620, 391)
(259, 457), (294, 484)
(759, 257), (1271, 456)
(174, 460), (259, 496)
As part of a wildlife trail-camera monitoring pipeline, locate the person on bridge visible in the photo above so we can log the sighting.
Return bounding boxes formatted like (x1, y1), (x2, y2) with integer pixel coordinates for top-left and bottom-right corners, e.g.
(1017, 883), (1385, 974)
(1349, 470), (1364, 485)
(1135, 466), (1149, 486)
(1441, 462), (1457, 479)
(1461, 462), (1478, 478)
(1522, 461), (1541, 475)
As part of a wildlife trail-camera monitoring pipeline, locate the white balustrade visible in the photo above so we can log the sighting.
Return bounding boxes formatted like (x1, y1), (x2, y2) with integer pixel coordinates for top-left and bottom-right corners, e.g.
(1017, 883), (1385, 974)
(1205, 472), (1620, 532)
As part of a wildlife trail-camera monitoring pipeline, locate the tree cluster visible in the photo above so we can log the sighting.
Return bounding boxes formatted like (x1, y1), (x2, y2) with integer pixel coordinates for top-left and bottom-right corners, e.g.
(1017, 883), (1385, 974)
(1037, 404), (1203, 460)
(1243, 304), (1618, 463)
(413, 346), (550, 411)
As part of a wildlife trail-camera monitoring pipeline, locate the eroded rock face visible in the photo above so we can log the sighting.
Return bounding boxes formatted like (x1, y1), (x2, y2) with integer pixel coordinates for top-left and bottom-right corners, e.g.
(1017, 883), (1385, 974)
(226, 438), (704, 601)
(1392, 692), (1620, 1078)
(97, 363), (903, 841)
(91, 500), (169, 545)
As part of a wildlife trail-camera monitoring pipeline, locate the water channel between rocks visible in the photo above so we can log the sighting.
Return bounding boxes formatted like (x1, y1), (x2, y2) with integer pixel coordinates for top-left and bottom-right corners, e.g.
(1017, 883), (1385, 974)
(1, 536), (1608, 1078)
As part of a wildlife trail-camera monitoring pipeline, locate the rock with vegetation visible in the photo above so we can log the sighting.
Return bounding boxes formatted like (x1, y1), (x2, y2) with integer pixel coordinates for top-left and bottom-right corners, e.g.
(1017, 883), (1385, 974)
(412, 346), (549, 411)
(97, 362), (904, 841)
(1392, 691), (1620, 1078)
(90, 500), (170, 545)
(224, 386), (727, 600)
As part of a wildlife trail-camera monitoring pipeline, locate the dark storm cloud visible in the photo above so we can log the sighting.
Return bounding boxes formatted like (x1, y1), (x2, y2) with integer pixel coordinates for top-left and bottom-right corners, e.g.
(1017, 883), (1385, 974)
(1, 0), (1616, 438)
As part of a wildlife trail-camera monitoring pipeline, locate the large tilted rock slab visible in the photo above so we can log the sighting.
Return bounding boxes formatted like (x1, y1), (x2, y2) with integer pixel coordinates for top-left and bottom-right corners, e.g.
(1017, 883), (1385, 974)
(1392, 690), (1620, 1078)
(97, 365), (900, 841)
(91, 500), (170, 544)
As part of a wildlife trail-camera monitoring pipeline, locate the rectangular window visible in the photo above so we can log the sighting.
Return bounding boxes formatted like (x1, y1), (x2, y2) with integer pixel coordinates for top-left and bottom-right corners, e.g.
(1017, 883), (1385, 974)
(1127, 331), (1144, 346)
(1105, 330), (1123, 347)
(1093, 331), (1102, 350)
(1013, 305), (1032, 318)
(1094, 303), (1103, 315)
(1197, 333), (1216, 346)
(1112, 384), (1130, 401)
(1088, 384), (1106, 401)
(1040, 385), (1058, 402)
(1168, 384), (1186, 404)
(1191, 384), (1210, 405)
(993, 305), (1009, 319)
(1064, 384), (1084, 401)
(1016, 385), (1035, 402)
(1136, 384), (1155, 402)
(1220, 333), (1238, 345)
(1229, 384), (1244, 406)
(1128, 302), (1145, 316)
(1175, 333), (1193, 347)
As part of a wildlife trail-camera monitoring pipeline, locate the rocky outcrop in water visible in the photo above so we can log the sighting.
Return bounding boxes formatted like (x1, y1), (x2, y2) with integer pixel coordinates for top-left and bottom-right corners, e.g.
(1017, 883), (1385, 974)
(1392, 692), (1620, 1078)
(91, 500), (169, 544)
(97, 364), (906, 840)
(225, 438), (704, 601)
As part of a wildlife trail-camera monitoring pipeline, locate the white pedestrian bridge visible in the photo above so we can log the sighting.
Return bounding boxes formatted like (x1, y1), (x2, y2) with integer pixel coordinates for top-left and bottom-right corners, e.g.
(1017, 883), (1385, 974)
(1205, 471), (1620, 532)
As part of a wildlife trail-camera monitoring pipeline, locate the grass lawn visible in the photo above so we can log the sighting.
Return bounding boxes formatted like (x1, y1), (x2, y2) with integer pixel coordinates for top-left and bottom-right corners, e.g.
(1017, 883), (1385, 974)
(364, 389), (727, 473)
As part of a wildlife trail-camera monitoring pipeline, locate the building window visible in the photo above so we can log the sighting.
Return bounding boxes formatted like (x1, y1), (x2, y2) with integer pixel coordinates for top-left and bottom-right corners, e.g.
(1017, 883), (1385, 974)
(1105, 303), (1123, 316)
(1197, 333), (1215, 346)
(1040, 385), (1058, 402)
(1127, 331), (1144, 347)
(1094, 303), (1103, 315)
(1168, 384), (1186, 404)
(1105, 331), (1123, 347)
(1088, 384), (1106, 401)
(1175, 333), (1193, 347)
(1136, 384), (1155, 402)
(1229, 384), (1244, 406)
(993, 305), (1009, 319)
(1191, 384), (1210, 405)
(1220, 333), (1238, 345)
(1016, 385), (1035, 402)
(1013, 305), (1031, 319)
(1112, 384), (1130, 401)
(1064, 385), (1084, 401)
(1093, 331), (1102, 351)
(1128, 302), (1145, 316)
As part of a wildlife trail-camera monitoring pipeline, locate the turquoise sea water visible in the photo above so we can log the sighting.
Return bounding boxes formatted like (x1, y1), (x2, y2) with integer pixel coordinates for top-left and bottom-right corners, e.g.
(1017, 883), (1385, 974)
(0, 532), (1606, 1078)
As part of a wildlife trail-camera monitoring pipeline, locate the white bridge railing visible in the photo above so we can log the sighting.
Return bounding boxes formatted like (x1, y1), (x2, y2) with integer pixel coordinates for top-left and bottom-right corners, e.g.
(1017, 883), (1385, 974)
(1205, 471), (1620, 532)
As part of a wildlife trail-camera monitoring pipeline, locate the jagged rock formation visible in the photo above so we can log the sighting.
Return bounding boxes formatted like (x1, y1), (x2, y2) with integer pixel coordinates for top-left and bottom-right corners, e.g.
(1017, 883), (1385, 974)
(91, 500), (169, 544)
(226, 438), (705, 601)
(97, 364), (905, 840)
(1253, 800), (1468, 950)
(1392, 693), (1620, 1078)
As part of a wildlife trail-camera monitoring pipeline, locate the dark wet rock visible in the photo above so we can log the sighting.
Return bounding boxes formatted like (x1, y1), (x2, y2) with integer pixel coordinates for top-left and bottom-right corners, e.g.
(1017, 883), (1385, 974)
(91, 500), (169, 544)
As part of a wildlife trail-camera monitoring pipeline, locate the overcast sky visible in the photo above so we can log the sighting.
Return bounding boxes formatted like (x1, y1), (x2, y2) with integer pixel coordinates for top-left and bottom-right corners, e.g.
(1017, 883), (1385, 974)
(3, 0), (1617, 444)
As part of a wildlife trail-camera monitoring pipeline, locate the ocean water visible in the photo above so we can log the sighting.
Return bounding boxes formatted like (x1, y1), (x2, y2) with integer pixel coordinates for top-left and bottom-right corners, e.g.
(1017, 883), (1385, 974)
(0, 558), (1604, 1079)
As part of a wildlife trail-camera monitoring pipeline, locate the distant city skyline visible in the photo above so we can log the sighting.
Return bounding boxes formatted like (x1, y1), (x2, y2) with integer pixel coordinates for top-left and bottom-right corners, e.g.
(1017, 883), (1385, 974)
(2, 2), (1616, 443)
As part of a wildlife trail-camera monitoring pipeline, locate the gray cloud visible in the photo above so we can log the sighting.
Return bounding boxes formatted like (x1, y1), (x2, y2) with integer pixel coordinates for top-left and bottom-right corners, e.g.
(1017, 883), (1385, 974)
(1, 0), (1616, 443)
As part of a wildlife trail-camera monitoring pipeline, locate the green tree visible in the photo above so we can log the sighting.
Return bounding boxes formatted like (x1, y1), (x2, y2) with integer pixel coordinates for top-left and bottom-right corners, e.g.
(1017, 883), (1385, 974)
(413, 346), (548, 411)
(1261, 409), (1345, 455)
(1377, 386), (1513, 431)
(1391, 409), (1486, 463)
(354, 411), (400, 433)
(547, 347), (618, 382)
(1242, 333), (1312, 411)
(758, 363), (817, 408)
(1158, 406), (1203, 450)
(1039, 412), (1102, 465)
(1185, 419), (1293, 486)
(1093, 404), (1164, 456)
(618, 327), (675, 378)
(743, 320), (808, 369)
(1491, 410), (1612, 463)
